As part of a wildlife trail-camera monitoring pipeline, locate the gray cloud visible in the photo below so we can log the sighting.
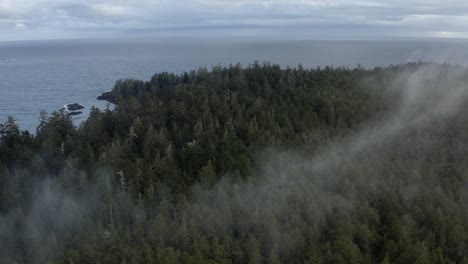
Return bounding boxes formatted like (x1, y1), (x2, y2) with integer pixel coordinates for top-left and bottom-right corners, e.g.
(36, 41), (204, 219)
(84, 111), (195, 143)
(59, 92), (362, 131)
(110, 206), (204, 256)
(1, 0), (468, 40)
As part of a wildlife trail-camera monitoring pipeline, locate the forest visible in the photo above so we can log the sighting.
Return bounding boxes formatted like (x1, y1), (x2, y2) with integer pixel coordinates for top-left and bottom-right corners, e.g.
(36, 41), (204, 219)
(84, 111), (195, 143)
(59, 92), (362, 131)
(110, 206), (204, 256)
(0, 62), (466, 263)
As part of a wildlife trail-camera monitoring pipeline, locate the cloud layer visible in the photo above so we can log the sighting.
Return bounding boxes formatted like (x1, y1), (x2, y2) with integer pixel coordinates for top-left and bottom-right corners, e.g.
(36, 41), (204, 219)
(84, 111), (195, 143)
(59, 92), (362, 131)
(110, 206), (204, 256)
(1, 0), (468, 41)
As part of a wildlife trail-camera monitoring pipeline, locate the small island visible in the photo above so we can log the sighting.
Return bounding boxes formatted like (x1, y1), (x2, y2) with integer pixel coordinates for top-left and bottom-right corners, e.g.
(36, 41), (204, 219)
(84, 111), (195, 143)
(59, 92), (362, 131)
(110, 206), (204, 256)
(63, 103), (85, 116)
(65, 103), (84, 111)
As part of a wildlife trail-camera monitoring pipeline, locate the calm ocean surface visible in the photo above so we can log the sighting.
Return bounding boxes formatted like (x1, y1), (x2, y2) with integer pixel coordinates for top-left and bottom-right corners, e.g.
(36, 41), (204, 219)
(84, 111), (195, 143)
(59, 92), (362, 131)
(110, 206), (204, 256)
(1, 38), (468, 132)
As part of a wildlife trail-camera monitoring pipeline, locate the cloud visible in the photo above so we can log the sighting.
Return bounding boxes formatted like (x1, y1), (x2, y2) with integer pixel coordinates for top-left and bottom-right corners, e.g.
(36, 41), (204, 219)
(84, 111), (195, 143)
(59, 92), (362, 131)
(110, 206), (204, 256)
(1, 0), (468, 40)
(15, 22), (24, 29)
(91, 3), (129, 17)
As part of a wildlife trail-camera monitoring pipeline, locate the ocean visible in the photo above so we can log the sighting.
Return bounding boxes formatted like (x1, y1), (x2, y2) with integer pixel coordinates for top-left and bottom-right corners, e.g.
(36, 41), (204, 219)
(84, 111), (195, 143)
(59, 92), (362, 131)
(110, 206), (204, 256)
(1, 38), (468, 132)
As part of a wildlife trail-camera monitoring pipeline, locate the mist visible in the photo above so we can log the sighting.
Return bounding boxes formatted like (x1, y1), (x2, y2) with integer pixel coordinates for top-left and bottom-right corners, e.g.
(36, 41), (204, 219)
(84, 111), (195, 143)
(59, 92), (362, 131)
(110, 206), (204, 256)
(184, 63), (468, 247)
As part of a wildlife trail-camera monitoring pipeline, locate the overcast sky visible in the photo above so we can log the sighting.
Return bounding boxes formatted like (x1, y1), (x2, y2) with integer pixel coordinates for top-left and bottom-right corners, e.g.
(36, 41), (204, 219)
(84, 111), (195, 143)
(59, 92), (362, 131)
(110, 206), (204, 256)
(1, 0), (467, 41)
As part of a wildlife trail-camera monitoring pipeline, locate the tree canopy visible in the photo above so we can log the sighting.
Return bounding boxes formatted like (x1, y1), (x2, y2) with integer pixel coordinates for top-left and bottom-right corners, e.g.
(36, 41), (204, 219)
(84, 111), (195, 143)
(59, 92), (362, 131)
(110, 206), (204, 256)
(0, 62), (466, 264)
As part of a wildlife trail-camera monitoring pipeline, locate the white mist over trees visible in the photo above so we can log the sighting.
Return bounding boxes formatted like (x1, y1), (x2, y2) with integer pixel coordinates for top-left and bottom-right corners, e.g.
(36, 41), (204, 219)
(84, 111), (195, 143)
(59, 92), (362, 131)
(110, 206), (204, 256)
(0, 62), (467, 263)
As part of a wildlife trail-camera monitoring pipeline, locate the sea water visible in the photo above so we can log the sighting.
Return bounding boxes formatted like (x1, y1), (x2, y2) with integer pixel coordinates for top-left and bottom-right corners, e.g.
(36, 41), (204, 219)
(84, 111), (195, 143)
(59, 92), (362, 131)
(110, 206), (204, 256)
(1, 38), (468, 132)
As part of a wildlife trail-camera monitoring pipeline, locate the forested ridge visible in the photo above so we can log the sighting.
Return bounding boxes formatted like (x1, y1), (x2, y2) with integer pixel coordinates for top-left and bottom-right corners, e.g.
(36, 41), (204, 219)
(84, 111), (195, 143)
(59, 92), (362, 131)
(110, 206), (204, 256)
(0, 62), (467, 263)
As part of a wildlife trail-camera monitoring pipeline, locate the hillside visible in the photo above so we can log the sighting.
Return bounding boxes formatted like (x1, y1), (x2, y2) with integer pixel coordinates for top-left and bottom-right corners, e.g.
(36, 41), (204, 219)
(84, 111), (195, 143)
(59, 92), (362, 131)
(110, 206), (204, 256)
(0, 62), (467, 263)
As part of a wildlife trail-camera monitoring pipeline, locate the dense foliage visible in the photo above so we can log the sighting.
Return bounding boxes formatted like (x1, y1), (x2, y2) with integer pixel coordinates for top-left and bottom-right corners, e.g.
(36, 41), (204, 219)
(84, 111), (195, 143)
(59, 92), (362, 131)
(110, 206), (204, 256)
(0, 62), (466, 263)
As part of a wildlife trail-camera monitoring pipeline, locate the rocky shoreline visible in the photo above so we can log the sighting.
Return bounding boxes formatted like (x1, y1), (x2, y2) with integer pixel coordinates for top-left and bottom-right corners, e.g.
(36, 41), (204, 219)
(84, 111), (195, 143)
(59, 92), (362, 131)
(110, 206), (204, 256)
(61, 92), (117, 118)
(64, 103), (84, 116)
(97, 91), (118, 103)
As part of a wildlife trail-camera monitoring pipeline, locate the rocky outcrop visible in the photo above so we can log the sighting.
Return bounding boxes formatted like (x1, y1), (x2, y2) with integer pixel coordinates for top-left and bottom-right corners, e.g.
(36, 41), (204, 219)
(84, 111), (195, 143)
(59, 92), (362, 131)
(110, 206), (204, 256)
(66, 103), (84, 111)
(67, 111), (82, 116)
(97, 92), (117, 103)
